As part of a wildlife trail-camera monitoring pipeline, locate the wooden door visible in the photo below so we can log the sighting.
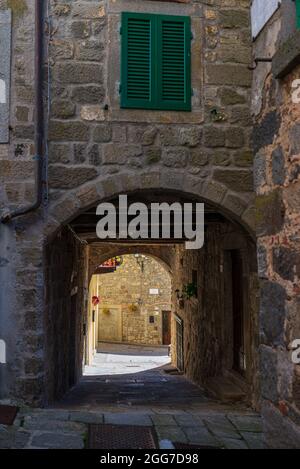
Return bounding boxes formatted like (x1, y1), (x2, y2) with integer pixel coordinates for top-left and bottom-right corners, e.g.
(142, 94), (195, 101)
(69, 294), (77, 387)
(175, 316), (184, 371)
(231, 250), (245, 375)
(162, 311), (171, 345)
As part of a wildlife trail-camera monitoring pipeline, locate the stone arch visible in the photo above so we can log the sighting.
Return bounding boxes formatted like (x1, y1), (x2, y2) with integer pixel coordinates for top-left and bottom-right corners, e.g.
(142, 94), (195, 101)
(43, 169), (258, 405)
(45, 169), (256, 244)
(89, 245), (173, 283)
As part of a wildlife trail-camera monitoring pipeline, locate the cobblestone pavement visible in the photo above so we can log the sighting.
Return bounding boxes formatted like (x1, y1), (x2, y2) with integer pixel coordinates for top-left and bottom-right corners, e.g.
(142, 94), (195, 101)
(0, 407), (264, 449)
(57, 344), (207, 409)
(0, 345), (264, 449)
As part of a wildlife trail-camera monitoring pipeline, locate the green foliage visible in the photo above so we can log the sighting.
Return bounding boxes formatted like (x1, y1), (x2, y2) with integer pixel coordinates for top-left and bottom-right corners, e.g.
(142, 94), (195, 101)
(183, 283), (197, 300)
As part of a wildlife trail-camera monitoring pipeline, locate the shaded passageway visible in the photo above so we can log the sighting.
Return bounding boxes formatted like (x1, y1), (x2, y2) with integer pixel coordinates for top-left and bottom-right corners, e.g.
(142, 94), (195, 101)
(55, 343), (208, 410)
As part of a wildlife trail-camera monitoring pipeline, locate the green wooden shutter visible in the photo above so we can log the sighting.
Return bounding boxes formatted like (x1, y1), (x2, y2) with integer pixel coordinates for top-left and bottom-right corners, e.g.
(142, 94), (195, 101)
(121, 13), (155, 109)
(158, 15), (191, 111)
(121, 12), (191, 111)
(296, 0), (300, 29)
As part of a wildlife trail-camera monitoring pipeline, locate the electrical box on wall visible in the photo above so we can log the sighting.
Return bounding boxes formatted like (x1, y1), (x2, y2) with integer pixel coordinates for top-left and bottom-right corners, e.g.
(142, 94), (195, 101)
(251, 0), (282, 39)
(0, 10), (12, 143)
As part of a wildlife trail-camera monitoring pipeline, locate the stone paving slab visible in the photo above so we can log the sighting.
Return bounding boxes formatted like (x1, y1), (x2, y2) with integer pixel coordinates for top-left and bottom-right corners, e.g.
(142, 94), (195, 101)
(20, 409), (70, 421)
(23, 416), (86, 434)
(30, 432), (85, 449)
(104, 412), (152, 426)
(0, 427), (31, 449)
(151, 414), (177, 426)
(204, 415), (241, 440)
(183, 426), (220, 447)
(174, 414), (206, 427)
(69, 411), (104, 424)
(156, 425), (188, 443)
(240, 431), (265, 449)
(227, 414), (263, 433)
(221, 437), (249, 450)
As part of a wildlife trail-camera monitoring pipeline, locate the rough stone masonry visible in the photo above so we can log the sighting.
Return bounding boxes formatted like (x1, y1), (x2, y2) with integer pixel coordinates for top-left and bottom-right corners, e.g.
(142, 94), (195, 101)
(252, 0), (300, 448)
(0, 0), (255, 404)
(0, 0), (298, 449)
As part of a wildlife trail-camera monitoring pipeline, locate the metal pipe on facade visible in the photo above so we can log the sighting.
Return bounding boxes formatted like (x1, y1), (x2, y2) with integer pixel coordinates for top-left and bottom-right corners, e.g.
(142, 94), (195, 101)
(1, 0), (45, 223)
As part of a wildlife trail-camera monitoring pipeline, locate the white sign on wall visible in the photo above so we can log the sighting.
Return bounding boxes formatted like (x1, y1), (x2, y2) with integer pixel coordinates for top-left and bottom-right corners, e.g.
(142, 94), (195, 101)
(251, 0), (282, 39)
(0, 10), (12, 143)
(0, 340), (6, 364)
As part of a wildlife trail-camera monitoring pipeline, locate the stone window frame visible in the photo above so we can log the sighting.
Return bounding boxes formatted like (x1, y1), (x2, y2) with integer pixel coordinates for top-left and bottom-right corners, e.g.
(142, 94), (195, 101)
(105, 0), (203, 124)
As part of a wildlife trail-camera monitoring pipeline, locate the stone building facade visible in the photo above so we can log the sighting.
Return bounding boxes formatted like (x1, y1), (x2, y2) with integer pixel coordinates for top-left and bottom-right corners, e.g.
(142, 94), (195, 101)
(88, 254), (172, 347)
(0, 0), (256, 405)
(252, 0), (300, 448)
(0, 0), (299, 448)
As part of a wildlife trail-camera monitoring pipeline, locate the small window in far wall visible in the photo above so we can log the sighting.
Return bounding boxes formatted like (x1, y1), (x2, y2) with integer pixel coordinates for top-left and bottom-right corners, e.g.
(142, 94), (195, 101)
(120, 12), (192, 111)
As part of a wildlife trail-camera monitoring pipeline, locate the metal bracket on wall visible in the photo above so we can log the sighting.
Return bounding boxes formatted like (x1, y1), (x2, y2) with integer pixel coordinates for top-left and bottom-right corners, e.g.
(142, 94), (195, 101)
(248, 57), (273, 70)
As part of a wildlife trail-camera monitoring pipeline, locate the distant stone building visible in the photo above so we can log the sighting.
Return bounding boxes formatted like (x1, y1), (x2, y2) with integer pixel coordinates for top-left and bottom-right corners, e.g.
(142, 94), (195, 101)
(87, 254), (171, 351)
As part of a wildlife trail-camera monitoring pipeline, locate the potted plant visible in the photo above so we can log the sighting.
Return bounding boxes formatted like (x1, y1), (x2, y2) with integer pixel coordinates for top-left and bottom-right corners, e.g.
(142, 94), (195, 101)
(175, 283), (198, 308)
(128, 303), (139, 313)
(183, 283), (198, 300)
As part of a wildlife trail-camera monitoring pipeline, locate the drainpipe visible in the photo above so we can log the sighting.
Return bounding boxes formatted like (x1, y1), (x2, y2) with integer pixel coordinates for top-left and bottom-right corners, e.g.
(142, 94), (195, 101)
(1, 0), (45, 224)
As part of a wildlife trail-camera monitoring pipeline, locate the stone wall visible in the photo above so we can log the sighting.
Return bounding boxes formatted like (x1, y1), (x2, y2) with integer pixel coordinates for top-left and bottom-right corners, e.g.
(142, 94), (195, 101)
(170, 221), (259, 406)
(93, 254), (171, 346)
(46, 0), (254, 233)
(0, 0), (256, 405)
(252, 1), (300, 447)
(45, 226), (88, 403)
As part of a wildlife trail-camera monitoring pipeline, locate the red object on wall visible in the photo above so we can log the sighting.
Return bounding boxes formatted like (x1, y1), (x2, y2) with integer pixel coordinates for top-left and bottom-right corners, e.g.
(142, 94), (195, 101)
(92, 296), (100, 306)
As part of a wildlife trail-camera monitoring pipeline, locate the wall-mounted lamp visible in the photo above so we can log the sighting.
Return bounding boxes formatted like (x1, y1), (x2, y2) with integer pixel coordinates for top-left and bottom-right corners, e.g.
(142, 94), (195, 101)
(135, 254), (146, 273)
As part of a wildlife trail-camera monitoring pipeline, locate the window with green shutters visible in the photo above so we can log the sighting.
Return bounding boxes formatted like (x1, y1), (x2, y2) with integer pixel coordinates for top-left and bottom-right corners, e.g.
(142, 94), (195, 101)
(121, 12), (192, 111)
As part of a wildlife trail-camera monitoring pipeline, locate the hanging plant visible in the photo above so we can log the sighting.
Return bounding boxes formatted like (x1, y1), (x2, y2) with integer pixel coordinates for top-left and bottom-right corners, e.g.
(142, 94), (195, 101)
(183, 283), (198, 300)
(92, 295), (100, 306)
(128, 303), (139, 313)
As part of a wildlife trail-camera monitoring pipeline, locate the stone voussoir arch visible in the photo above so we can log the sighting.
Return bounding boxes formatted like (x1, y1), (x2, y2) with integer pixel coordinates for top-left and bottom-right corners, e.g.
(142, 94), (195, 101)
(45, 169), (256, 244)
(89, 246), (173, 284)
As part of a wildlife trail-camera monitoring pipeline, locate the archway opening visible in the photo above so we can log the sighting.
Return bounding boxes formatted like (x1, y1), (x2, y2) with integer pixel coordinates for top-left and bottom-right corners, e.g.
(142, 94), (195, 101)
(45, 189), (259, 410)
(86, 254), (172, 377)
